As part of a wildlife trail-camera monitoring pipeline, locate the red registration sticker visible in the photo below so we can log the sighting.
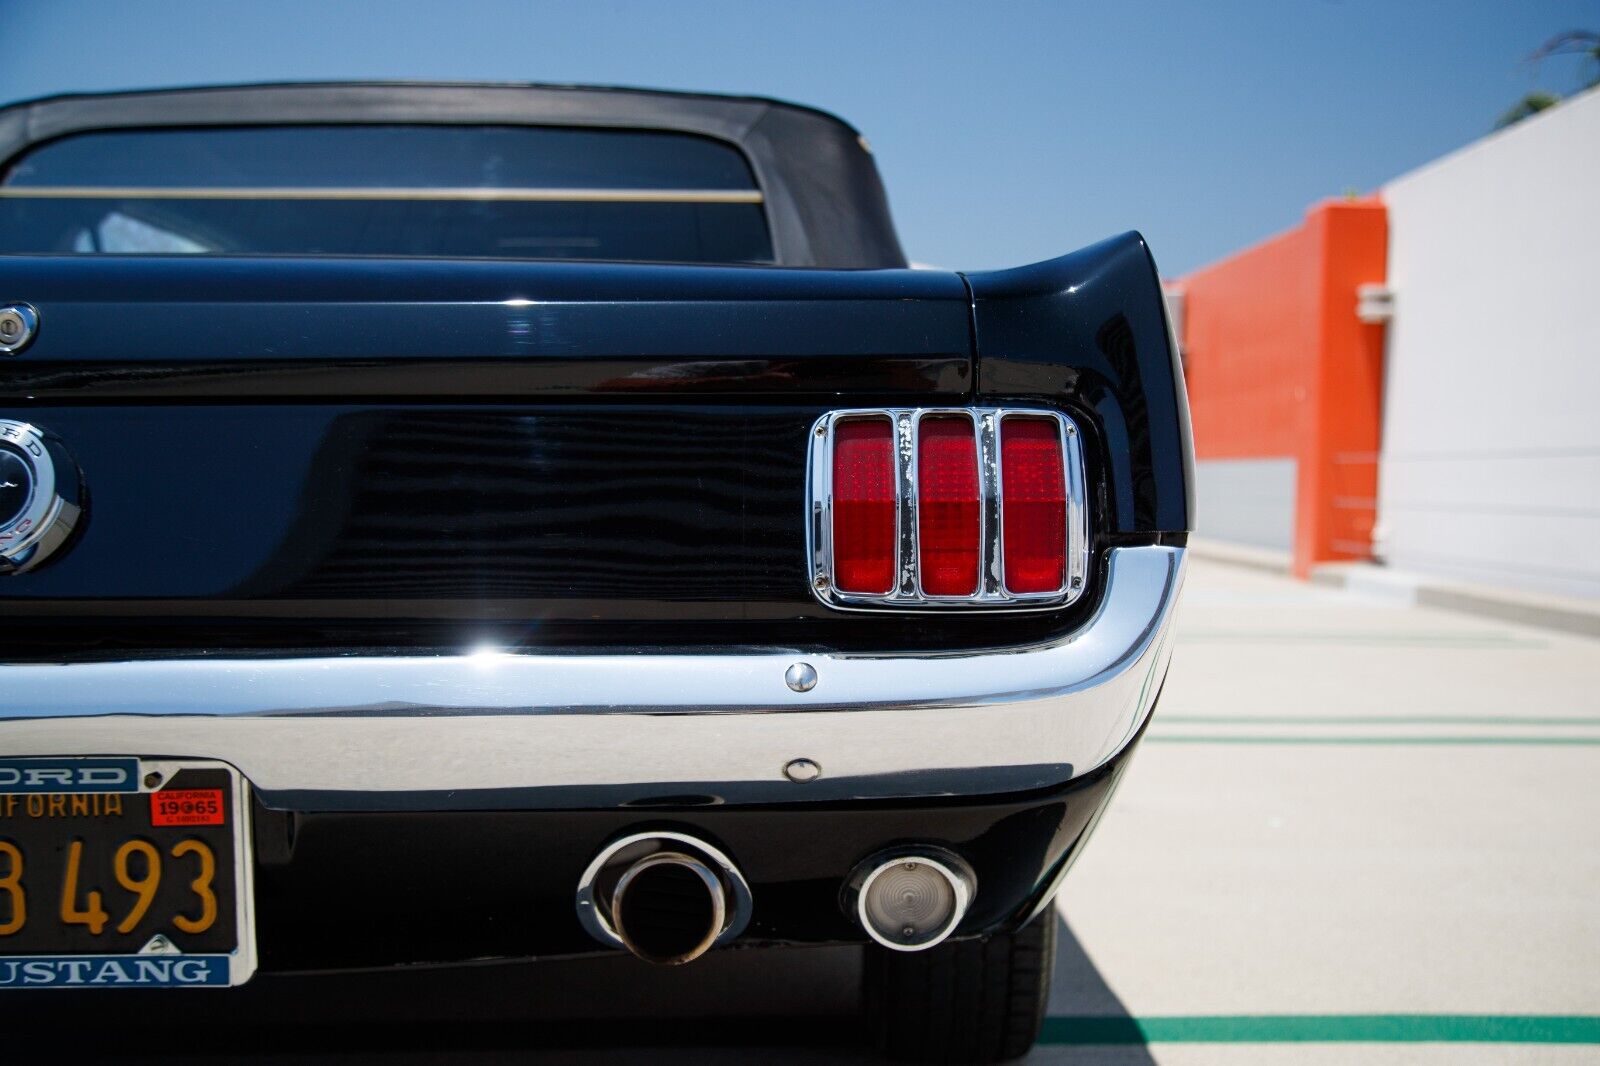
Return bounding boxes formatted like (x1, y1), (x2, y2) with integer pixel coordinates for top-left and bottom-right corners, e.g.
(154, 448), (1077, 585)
(149, 788), (226, 827)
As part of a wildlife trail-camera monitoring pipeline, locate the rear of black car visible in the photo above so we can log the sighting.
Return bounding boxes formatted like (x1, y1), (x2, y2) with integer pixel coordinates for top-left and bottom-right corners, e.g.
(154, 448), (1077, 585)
(0, 84), (1190, 1062)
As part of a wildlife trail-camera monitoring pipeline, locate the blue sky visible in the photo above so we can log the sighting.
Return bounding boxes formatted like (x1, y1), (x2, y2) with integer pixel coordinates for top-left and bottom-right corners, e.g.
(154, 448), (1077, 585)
(4, 0), (1597, 274)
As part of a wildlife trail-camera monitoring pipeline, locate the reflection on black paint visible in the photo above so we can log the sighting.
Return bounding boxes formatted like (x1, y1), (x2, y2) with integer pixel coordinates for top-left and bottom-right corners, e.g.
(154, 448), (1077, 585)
(237, 409), (796, 600)
(1095, 313), (1157, 532)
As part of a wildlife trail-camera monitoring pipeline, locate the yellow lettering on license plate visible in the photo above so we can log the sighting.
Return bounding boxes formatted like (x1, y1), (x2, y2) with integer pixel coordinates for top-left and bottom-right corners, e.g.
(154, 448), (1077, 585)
(0, 793), (125, 820)
(0, 835), (219, 940)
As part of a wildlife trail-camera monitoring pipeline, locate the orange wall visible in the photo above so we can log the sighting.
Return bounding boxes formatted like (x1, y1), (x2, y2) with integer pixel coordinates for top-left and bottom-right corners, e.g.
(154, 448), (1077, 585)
(1183, 219), (1318, 459)
(1178, 198), (1388, 576)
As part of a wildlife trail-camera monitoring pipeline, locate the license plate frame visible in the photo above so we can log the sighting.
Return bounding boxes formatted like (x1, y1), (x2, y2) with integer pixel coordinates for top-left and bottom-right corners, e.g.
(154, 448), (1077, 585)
(0, 757), (256, 989)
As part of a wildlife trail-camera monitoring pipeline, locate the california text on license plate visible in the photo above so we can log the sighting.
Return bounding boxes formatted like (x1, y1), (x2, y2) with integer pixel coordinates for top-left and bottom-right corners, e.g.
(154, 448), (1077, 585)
(0, 758), (255, 988)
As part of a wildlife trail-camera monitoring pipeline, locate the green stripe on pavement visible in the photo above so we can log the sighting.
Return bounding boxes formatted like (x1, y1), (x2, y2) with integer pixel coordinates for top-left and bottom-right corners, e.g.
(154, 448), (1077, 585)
(1160, 715), (1600, 727)
(1147, 735), (1600, 746)
(1040, 1014), (1600, 1045)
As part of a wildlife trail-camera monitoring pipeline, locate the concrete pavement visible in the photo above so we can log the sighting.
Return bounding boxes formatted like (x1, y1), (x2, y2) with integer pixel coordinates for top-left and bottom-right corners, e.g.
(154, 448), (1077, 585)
(1031, 556), (1600, 1061)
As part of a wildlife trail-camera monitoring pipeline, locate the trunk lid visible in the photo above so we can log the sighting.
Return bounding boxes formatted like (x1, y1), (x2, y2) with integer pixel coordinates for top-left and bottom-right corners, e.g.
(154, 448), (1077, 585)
(0, 256), (991, 655)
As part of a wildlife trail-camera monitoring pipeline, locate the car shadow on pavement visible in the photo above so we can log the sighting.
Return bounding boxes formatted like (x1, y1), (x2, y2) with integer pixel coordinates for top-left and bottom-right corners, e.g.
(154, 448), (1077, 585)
(1037, 918), (1158, 1064)
(4, 918), (1152, 1063)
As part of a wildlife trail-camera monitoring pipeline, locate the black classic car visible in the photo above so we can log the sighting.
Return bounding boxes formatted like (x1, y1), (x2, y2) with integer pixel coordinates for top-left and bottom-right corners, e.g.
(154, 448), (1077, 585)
(0, 83), (1190, 1061)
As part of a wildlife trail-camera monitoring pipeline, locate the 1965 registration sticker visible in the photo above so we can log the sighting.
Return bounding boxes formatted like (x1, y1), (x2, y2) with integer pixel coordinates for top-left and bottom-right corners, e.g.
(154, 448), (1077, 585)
(0, 758), (255, 988)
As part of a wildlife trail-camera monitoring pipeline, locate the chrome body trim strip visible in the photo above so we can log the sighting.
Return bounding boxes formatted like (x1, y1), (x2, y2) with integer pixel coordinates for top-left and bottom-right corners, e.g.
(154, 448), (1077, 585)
(0, 546), (1183, 812)
(807, 407), (1089, 611)
(894, 412), (919, 598)
(977, 410), (1004, 598)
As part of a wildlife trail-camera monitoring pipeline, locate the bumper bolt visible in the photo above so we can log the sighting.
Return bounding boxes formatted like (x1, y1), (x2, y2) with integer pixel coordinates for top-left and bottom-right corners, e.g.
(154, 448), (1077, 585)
(785, 661), (818, 692)
(783, 758), (822, 783)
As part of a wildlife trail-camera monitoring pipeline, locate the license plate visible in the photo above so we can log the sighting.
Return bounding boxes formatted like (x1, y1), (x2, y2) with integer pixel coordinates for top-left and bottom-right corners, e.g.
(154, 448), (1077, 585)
(0, 758), (255, 989)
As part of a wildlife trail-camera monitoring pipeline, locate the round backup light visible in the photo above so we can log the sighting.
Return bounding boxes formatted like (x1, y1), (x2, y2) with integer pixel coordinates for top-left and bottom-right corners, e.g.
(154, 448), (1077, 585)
(855, 852), (974, 951)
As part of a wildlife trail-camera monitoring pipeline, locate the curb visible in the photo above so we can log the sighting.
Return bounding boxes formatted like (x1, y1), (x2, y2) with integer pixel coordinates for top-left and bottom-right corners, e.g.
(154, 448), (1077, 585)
(1187, 538), (1600, 641)
(1311, 563), (1600, 641)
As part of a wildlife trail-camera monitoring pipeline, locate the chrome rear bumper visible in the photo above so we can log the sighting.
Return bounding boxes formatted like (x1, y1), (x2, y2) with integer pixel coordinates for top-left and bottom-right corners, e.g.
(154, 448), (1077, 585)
(0, 546), (1184, 811)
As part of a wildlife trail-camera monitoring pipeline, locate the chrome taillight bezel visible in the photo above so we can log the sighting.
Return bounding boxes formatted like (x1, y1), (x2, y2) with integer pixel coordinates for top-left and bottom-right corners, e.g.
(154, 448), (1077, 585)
(806, 407), (1089, 611)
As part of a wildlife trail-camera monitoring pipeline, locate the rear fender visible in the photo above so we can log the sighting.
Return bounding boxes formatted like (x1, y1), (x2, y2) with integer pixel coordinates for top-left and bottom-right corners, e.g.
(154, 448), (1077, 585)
(964, 231), (1194, 537)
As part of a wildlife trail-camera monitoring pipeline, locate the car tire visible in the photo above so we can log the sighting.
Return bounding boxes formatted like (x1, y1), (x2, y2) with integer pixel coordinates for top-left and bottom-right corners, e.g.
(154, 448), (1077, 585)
(864, 910), (1057, 1063)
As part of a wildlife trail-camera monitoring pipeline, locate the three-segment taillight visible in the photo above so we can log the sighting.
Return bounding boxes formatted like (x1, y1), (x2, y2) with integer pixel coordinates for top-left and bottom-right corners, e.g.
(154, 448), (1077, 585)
(809, 408), (1087, 609)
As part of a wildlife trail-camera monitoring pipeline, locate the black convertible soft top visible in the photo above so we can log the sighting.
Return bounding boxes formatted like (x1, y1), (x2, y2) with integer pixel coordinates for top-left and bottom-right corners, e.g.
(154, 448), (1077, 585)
(0, 81), (908, 269)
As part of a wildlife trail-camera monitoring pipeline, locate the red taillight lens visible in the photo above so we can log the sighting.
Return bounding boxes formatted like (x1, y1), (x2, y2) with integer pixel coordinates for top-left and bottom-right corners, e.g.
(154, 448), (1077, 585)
(916, 416), (979, 596)
(832, 417), (896, 594)
(1000, 416), (1066, 593)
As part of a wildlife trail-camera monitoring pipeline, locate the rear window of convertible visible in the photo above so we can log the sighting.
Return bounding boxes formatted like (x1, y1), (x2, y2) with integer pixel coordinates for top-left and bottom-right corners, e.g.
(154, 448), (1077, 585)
(0, 125), (773, 264)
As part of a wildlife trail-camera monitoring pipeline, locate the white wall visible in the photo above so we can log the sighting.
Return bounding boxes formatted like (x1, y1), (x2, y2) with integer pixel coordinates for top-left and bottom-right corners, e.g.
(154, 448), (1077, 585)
(1377, 88), (1600, 598)
(1195, 458), (1296, 552)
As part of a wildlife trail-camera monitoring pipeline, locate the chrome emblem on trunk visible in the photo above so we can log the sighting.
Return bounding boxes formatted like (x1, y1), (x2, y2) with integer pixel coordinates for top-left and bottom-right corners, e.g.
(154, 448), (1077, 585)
(0, 419), (85, 574)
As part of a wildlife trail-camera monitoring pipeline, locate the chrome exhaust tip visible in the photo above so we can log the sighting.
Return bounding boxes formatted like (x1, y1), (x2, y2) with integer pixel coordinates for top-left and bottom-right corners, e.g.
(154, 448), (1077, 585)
(613, 852), (727, 965)
(847, 849), (975, 952)
(576, 831), (751, 965)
